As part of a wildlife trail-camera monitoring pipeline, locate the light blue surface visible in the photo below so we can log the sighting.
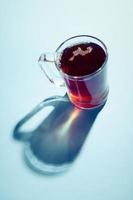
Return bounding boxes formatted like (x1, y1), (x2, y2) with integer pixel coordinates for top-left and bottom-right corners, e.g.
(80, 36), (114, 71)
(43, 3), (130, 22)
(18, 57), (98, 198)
(0, 0), (133, 200)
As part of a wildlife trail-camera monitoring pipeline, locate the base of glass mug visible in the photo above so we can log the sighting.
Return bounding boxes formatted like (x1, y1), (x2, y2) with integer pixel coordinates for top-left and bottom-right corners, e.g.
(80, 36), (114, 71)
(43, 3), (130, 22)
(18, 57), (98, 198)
(68, 89), (109, 110)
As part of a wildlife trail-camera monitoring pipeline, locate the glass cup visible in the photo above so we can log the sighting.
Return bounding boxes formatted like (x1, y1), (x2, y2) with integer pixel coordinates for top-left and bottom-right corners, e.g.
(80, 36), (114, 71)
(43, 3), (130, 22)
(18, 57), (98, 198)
(38, 35), (109, 109)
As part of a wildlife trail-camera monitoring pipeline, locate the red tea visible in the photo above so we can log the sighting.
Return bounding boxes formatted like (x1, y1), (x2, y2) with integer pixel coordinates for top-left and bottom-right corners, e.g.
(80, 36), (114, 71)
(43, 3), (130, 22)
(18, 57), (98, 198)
(59, 42), (108, 108)
(60, 43), (106, 76)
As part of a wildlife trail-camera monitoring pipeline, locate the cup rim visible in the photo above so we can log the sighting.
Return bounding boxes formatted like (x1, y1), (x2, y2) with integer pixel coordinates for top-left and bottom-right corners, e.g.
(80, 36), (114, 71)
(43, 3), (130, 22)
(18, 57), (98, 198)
(55, 35), (108, 80)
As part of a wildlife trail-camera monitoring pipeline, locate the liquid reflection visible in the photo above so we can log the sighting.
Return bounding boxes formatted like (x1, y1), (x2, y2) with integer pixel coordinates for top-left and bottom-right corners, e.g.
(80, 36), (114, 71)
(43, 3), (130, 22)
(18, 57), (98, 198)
(13, 95), (105, 175)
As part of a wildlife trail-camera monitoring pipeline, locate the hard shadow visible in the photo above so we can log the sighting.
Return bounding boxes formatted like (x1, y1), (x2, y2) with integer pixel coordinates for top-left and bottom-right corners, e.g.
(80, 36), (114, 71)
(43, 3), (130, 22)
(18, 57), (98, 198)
(13, 94), (105, 175)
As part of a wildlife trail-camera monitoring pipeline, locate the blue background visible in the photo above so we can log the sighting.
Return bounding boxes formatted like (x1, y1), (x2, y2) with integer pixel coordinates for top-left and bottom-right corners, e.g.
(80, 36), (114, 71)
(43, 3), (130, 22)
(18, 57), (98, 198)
(0, 0), (133, 199)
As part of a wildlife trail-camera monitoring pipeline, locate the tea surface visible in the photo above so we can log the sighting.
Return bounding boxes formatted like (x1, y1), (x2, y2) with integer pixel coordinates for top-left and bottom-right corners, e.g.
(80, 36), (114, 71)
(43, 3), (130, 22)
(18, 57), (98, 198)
(60, 43), (106, 76)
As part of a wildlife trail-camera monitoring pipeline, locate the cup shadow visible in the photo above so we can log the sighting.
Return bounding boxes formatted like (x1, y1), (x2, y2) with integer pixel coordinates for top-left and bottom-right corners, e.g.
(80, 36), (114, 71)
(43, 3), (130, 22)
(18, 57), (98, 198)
(13, 94), (105, 175)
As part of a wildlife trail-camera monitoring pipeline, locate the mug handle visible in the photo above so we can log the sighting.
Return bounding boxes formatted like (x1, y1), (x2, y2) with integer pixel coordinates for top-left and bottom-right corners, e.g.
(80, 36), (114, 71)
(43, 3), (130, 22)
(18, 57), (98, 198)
(38, 53), (65, 87)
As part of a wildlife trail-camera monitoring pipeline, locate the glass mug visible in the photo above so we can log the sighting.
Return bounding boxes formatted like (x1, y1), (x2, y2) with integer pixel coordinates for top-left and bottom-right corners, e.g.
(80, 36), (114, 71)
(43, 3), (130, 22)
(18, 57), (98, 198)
(38, 35), (109, 109)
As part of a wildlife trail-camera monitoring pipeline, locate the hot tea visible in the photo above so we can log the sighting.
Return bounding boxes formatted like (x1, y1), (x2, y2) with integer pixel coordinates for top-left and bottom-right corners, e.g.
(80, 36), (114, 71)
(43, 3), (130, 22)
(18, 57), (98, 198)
(59, 43), (106, 76)
(59, 42), (108, 108)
